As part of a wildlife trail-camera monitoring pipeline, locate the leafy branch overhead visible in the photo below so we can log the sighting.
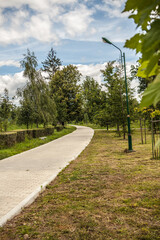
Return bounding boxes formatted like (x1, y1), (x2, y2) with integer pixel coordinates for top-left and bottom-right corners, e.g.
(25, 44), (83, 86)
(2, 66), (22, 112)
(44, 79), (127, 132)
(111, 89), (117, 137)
(123, 0), (160, 107)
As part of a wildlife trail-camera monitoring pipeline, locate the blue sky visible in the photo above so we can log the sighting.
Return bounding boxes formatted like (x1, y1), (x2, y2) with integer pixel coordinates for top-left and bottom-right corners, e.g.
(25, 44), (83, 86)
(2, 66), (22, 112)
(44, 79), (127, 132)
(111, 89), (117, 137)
(0, 0), (139, 97)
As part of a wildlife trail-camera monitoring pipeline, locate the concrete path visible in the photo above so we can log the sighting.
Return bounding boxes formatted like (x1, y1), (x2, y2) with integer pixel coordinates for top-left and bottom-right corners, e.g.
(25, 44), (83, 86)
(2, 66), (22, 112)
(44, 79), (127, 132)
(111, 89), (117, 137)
(0, 126), (94, 226)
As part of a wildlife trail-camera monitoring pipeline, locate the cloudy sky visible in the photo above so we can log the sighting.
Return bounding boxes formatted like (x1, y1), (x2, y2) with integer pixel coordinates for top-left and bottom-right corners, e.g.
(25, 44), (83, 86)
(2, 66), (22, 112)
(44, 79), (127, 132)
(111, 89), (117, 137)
(0, 0), (139, 97)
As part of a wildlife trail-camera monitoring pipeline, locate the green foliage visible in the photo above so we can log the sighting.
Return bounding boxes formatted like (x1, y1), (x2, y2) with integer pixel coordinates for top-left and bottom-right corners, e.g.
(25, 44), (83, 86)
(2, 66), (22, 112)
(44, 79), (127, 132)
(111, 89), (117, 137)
(130, 64), (153, 93)
(93, 109), (110, 127)
(123, 0), (160, 107)
(18, 49), (57, 128)
(20, 49), (38, 82)
(81, 76), (107, 124)
(0, 88), (12, 131)
(50, 64), (83, 125)
(42, 48), (62, 79)
(101, 61), (135, 135)
(141, 74), (160, 107)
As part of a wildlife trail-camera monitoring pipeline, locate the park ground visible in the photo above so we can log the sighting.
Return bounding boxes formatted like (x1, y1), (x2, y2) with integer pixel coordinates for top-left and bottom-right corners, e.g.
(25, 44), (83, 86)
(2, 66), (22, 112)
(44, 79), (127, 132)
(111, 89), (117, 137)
(0, 129), (160, 240)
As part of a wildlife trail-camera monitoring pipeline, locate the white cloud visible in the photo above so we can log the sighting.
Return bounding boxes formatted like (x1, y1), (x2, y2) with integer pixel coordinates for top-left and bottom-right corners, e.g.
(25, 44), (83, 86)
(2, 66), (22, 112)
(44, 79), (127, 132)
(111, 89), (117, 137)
(0, 71), (26, 97)
(0, 0), (136, 45)
(76, 63), (106, 85)
(27, 14), (57, 42)
(95, 0), (129, 18)
(59, 4), (95, 37)
(0, 0), (97, 44)
(0, 60), (20, 67)
(98, 0), (127, 17)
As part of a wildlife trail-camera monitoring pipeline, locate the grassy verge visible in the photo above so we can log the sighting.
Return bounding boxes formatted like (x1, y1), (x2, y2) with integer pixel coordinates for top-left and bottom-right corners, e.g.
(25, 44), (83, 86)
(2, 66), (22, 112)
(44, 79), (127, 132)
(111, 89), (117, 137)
(0, 130), (160, 239)
(71, 120), (141, 130)
(70, 122), (107, 129)
(0, 126), (76, 161)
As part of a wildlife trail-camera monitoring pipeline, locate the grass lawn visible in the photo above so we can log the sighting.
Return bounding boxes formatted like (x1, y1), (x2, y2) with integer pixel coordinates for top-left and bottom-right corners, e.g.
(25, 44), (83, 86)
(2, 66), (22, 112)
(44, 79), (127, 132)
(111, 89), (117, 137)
(0, 130), (160, 239)
(72, 120), (141, 130)
(0, 126), (76, 160)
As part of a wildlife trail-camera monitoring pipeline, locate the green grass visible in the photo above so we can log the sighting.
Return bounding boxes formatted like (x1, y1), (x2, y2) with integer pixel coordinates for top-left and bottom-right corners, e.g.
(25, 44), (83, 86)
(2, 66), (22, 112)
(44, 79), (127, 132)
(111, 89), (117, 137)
(70, 122), (107, 129)
(71, 120), (141, 130)
(0, 130), (160, 240)
(7, 123), (28, 131)
(6, 123), (54, 132)
(0, 126), (76, 160)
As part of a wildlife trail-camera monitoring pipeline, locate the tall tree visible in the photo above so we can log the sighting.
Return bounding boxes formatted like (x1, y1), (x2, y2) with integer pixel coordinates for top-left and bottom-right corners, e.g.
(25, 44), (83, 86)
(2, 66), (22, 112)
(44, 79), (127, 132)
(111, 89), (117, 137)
(20, 49), (38, 83)
(50, 65), (82, 125)
(19, 49), (57, 128)
(42, 48), (62, 79)
(81, 76), (107, 123)
(17, 99), (34, 129)
(101, 62), (134, 138)
(0, 88), (12, 131)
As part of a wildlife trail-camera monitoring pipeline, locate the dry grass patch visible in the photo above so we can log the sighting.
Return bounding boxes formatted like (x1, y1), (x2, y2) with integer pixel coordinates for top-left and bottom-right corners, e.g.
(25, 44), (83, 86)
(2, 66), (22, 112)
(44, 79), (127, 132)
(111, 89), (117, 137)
(0, 130), (160, 240)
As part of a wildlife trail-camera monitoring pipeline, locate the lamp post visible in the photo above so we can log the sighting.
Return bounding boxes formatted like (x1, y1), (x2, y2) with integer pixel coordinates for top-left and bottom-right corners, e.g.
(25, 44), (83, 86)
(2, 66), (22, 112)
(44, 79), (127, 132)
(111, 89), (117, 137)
(102, 37), (132, 151)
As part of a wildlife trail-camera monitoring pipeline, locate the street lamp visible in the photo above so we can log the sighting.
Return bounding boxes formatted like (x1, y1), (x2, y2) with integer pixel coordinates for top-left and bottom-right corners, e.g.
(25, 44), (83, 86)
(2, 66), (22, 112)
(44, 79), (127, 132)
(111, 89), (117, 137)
(102, 37), (132, 151)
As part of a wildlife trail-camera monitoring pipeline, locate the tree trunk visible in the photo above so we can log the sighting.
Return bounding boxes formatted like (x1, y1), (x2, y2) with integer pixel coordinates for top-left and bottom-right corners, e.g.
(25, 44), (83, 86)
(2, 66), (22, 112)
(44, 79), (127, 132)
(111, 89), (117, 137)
(144, 119), (146, 144)
(140, 118), (143, 144)
(106, 124), (109, 131)
(117, 124), (121, 137)
(123, 123), (126, 139)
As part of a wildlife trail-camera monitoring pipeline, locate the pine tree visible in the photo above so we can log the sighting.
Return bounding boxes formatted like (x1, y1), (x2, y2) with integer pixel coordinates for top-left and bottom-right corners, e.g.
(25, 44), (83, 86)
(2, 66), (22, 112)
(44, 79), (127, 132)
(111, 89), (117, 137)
(42, 48), (62, 79)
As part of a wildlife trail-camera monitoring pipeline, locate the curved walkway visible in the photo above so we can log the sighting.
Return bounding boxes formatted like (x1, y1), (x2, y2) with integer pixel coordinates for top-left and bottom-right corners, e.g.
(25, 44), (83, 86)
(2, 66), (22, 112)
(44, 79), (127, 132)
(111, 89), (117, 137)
(0, 126), (94, 226)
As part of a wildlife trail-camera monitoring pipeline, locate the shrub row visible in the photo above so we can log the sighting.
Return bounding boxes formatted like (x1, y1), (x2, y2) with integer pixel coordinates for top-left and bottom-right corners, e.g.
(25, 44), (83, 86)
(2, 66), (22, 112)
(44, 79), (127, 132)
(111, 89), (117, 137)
(0, 127), (55, 148)
(0, 132), (17, 148)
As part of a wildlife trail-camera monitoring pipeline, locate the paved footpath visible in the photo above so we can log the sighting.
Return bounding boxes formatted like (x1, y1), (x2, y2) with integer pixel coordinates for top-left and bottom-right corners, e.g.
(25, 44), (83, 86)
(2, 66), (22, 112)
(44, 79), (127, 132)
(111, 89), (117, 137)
(0, 126), (94, 226)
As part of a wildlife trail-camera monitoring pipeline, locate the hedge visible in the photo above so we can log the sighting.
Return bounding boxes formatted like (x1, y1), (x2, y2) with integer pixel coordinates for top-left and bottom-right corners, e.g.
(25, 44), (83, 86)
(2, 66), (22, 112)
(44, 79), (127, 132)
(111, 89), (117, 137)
(13, 130), (26, 143)
(0, 132), (17, 148)
(45, 127), (54, 136)
(26, 129), (34, 139)
(56, 125), (64, 132)
(0, 127), (55, 148)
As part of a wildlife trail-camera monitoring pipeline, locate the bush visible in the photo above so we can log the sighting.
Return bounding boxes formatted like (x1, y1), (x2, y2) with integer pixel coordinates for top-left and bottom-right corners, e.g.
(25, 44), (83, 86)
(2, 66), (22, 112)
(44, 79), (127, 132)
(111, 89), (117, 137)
(26, 129), (34, 139)
(56, 125), (64, 132)
(14, 130), (26, 143)
(44, 127), (54, 136)
(0, 127), (56, 149)
(0, 132), (17, 148)
(33, 129), (46, 138)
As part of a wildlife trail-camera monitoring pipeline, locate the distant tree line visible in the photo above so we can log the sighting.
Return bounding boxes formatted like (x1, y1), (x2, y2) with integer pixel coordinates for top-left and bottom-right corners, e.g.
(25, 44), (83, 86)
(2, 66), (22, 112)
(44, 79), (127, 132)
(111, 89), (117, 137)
(0, 47), (140, 138)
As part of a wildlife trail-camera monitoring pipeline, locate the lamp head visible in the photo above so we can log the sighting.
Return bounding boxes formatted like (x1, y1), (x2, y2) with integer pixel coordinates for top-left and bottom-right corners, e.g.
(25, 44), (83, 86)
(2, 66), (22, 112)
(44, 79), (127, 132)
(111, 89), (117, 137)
(102, 37), (112, 45)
